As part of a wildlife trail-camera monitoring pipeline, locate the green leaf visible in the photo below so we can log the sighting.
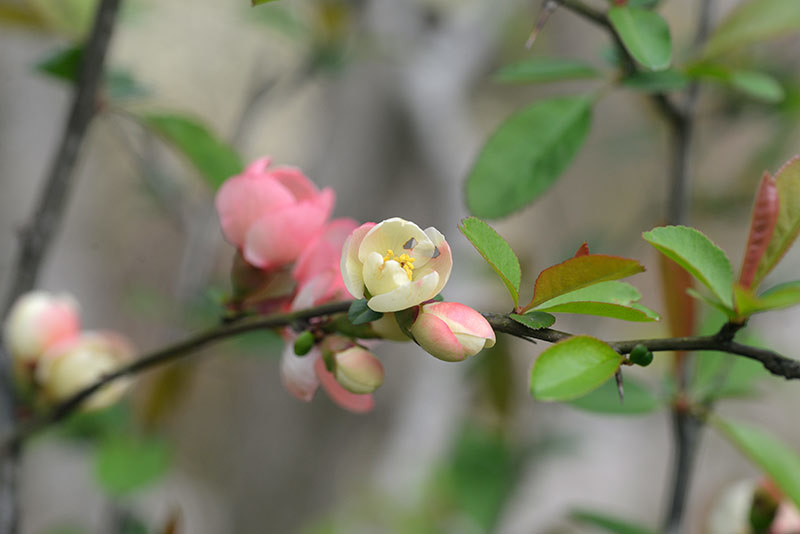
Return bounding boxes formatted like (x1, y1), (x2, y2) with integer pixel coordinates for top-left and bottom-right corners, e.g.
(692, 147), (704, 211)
(136, 113), (243, 190)
(703, 0), (800, 58)
(713, 418), (800, 509)
(729, 70), (785, 103)
(754, 157), (800, 284)
(28, 0), (96, 39)
(459, 217), (522, 307)
(347, 299), (383, 325)
(493, 58), (600, 84)
(571, 509), (657, 534)
(643, 225), (734, 309)
(686, 288), (737, 319)
(252, 0), (280, 5)
(94, 435), (170, 496)
(465, 96), (592, 219)
(608, 6), (672, 71)
(567, 376), (661, 415)
(734, 281), (800, 316)
(534, 281), (659, 322)
(622, 69), (688, 92)
(691, 349), (767, 401)
(510, 311), (556, 330)
(527, 255), (645, 310)
(530, 336), (623, 402)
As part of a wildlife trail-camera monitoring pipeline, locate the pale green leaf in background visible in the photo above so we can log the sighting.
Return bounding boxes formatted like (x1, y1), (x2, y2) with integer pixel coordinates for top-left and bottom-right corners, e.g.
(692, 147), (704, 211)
(622, 69), (688, 92)
(571, 508), (657, 534)
(465, 97), (592, 219)
(94, 435), (170, 496)
(136, 113), (244, 190)
(608, 6), (672, 71)
(567, 376), (661, 415)
(494, 58), (600, 84)
(703, 0), (800, 58)
(713, 418), (800, 509)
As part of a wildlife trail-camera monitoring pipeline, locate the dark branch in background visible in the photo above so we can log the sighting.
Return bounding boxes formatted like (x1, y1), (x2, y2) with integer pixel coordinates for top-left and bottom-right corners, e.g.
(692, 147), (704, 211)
(0, 1), (123, 533)
(1, 302), (798, 459)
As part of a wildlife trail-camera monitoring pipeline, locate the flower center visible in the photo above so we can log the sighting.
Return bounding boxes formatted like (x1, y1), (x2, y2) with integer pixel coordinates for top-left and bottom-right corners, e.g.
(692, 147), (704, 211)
(382, 249), (415, 280)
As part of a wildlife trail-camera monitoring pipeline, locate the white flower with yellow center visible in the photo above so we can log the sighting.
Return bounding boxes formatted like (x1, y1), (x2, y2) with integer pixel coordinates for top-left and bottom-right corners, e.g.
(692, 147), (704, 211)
(341, 218), (453, 312)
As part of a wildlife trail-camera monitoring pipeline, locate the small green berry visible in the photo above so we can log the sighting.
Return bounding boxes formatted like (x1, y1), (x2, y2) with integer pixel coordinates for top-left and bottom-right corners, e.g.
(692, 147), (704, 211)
(293, 331), (315, 356)
(629, 344), (654, 367)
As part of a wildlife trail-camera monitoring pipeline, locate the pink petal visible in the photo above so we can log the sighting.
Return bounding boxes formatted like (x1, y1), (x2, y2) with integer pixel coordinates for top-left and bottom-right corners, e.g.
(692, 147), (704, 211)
(215, 173), (295, 248)
(243, 157), (272, 175)
(293, 218), (359, 285)
(314, 357), (374, 413)
(269, 166), (321, 202)
(243, 193), (335, 269)
(410, 312), (465, 362)
(427, 301), (495, 341)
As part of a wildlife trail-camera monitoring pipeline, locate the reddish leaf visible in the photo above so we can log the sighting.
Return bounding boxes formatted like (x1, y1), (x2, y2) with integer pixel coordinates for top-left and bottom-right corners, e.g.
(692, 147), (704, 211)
(574, 241), (590, 257)
(659, 254), (695, 380)
(739, 172), (779, 289)
(526, 254), (645, 310)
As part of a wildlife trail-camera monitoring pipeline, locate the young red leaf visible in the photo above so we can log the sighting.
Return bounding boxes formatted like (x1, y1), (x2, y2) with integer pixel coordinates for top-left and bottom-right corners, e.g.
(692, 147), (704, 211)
(753, 156), (800, 286)
(739, 172), (779, 289)
(574, 241), (590, 257)
(659, 254), (695, 376)
(526, 254), (645, 310)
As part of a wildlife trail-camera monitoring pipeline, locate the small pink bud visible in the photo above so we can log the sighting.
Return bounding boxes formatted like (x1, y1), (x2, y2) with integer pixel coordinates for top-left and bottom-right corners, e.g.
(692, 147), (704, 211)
(409, 301), (495, 362)
(36, 332), (133, 411)
(3, 291), (80, 368)
(333, 347), (384, 394)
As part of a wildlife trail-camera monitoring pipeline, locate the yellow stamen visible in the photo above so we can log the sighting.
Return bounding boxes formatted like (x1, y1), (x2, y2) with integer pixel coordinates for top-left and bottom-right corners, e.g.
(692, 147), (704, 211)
(382, 250), (415, 280)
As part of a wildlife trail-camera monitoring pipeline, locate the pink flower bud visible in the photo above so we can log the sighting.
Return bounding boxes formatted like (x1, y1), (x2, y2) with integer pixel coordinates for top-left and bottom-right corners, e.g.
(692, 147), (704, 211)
(215, 157), (335, 270)
(333, 346), (384, 394)
(3, 291), (80, 368)
(409, 302), (495, 362)
(36, 332), (133, 410)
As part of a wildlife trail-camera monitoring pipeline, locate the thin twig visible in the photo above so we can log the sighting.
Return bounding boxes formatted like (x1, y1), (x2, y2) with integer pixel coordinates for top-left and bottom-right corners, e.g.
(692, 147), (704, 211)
(0, 1), (123, 532)
(1, 301), (797, 458)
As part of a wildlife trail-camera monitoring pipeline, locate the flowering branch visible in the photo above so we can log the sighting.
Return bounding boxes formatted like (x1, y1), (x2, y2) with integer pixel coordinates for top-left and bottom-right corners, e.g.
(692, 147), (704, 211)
(2, 301), (798, 458)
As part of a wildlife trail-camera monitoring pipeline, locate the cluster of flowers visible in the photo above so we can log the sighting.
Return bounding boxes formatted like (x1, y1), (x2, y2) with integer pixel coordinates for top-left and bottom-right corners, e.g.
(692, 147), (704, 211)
(3, 291), (132, 410)
(217, 157), (496, 413)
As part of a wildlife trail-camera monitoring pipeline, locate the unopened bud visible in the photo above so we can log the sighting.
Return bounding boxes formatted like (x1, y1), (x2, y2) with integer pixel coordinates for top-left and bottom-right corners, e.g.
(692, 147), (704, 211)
(408, 301), (495, 362)
(3, 291), (80, 369)
(36, 332), (133, 411)
(333, 347), (384, 394)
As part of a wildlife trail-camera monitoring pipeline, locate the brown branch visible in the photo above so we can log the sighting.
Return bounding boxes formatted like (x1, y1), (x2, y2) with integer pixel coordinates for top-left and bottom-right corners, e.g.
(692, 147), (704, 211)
(0, 1), (123, 532)
(1, 300), (797, 459)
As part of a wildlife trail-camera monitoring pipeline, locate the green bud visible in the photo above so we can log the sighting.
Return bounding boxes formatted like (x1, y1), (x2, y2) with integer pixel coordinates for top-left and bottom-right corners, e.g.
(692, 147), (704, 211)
(629, 344), (653, 367)
(293, 331), (315, 356)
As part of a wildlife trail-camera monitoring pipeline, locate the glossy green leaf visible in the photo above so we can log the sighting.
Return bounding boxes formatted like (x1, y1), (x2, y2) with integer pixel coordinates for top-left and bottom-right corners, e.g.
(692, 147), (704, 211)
(534, 281), (659, 322)
(510, 311), (556, 330)
(571, 509), (657, 534)
(466, 96), (592, 219)
(253, 0), (280, 5)
(347, 299), (383, 325)
(714, 418), (800, 509)
(643, 225), (734, 309)
(528, 255), (645, 309)
(459, 217), (521, 307)
(686, 288), (736, 319)
(734, 281), (800, 316)
(568, 376), (661, 415)
(622, 69), (688, 92)
(95, 435), (170, 496)
(703, 0), (800, 58)
(608, 7), (672, 71)
(494, 58), (600, 84)
(530, 336), (623, 402)
(754, 157), (800, 284)
(137, 113), (243, 190)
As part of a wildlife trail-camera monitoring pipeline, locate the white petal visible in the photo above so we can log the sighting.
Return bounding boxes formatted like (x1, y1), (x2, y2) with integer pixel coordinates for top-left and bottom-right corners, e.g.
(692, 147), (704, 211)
(358, 218), (430, 263)
(363, 252), (410, 296)
(367, 271), (439, 312)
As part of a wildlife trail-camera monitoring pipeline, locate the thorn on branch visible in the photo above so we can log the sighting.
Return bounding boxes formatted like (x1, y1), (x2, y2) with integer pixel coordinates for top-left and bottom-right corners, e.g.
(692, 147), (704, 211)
(526, 0), (559, 49)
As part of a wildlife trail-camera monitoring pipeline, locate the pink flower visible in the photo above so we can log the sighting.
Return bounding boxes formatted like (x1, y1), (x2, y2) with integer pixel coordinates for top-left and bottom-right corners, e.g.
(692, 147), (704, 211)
(408, 301), (495, 362)
(36, 331), (133, 410)
(341, 218), (453, 312)
(280, 334), (375, 413)
(3, 291), (81, 369)
(215, 157), (335, 270)
(290, 218), (359, 309)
